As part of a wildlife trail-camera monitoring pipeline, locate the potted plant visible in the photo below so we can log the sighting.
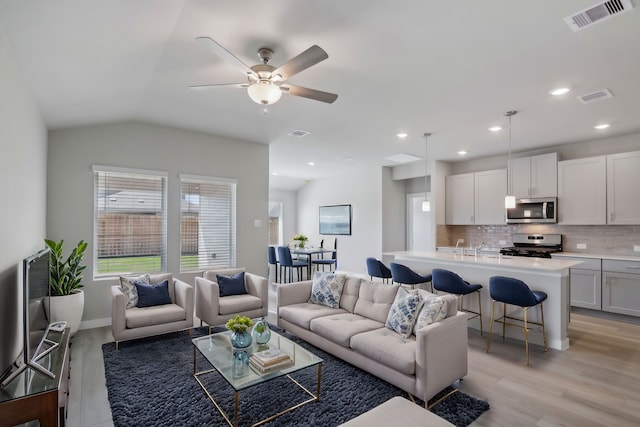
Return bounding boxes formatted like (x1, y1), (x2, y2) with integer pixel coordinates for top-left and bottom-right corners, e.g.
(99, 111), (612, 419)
(44, 239), (88, 336)
(292, 233), (308, 248)
(225, 315), (253, 349)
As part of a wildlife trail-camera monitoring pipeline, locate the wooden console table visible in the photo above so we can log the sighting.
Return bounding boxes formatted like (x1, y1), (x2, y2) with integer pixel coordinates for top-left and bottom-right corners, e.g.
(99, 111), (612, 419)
(0, 328), (70, 427)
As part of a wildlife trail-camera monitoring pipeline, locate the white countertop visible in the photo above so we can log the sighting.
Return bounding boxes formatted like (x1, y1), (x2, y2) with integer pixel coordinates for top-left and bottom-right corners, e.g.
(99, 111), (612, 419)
(552, 252), (640, 262)
(384, 250), (584, 272)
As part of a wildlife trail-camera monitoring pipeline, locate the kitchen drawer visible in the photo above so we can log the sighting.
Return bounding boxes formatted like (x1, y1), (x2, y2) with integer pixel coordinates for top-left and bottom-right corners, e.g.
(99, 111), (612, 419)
(602, 259), (640, 273)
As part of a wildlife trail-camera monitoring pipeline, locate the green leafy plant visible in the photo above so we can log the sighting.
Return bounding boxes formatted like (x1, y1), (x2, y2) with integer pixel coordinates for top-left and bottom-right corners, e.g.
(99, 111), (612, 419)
(225, 315), (253, 333)
(292, 233), (308, 248)
(44, 239), (88, 296)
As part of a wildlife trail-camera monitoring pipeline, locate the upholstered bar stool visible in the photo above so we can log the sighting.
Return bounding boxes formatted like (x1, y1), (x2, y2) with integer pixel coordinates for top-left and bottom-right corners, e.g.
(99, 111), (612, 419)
(487, 276), (548, 366)
(432, 268), (483, 335)
(277, 246), (308, 283)
(390, 263), (432, 291)
(365, 257), (393, 283)
(268, 246), (279, 283)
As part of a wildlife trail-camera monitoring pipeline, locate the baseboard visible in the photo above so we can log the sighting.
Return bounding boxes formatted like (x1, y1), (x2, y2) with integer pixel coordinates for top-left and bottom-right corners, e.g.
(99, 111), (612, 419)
(80, 317), (111, 331)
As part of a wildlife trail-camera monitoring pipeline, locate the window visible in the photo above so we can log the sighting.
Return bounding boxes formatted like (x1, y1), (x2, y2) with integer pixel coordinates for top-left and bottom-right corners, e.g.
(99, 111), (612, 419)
(93, 166), (168, 278)
(268, 201), (283, 246)
(180, 174), (236, 272)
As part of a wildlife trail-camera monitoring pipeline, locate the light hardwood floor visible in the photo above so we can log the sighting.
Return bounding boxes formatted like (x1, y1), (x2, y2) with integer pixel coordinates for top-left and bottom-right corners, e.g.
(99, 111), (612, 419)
(65, 296), (640, 427)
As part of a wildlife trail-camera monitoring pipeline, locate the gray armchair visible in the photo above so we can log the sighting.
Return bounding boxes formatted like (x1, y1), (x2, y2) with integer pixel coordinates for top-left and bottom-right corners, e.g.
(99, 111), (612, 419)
(111, 273), (194, 349)
(195, 267), (268, 333)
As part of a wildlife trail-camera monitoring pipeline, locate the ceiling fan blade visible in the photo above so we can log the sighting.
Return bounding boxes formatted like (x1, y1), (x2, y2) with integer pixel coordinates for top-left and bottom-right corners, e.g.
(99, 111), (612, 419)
(188, 83), (249, 91)
(280, 84), (338, 104)
(195, 37), (256, 78)
(273, 45), (328, 80)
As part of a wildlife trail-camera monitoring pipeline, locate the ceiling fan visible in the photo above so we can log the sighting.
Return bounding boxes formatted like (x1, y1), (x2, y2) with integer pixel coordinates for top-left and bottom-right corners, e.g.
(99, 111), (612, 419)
(189, 37), (338, 105)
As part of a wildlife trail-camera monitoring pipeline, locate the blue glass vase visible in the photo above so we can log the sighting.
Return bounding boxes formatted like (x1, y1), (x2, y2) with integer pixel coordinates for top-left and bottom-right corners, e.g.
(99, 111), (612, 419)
(252, 318), (271, 345)
(230, 331), (252, 364)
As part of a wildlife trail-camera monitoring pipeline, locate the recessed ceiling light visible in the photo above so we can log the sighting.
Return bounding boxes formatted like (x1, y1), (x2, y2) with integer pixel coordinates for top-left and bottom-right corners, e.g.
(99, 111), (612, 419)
(272, 172), (278, 175)
(550, 87), (571, 96)
(396, 132), (408, 138)
(489, 126), (502, 132)
(594, 123), (610, 130)
(288, 130), (310, 137)
(457, 151), (467, 156)
(307, 162), (315, 166)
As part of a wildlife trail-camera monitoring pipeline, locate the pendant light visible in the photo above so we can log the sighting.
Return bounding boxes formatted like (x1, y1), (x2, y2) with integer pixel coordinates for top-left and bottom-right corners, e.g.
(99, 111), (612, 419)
(504, 111), (517, 209)
(422, 132), (431, 212)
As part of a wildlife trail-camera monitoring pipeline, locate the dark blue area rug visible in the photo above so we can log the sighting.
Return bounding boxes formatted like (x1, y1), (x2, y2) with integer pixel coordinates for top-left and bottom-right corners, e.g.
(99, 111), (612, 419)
(102, 326), (488, 426)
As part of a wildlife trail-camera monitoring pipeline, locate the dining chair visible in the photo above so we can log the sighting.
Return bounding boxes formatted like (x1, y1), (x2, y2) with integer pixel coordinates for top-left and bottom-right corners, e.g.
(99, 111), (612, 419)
(432, 268), (483, 335)
(365, 257), (393, 283)
(267, 246), (279, 283)
(487, 276), (548, 366)
(277, 246), (308, 283)
(312, 239), (337, 272)
(390, 263), (432, 291)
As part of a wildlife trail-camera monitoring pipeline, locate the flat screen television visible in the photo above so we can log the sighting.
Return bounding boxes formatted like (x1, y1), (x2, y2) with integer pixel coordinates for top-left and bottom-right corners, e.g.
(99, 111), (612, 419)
(23, 248), (51, 364)
(1, 248), (51, 386)
(319, 204), (352, 235)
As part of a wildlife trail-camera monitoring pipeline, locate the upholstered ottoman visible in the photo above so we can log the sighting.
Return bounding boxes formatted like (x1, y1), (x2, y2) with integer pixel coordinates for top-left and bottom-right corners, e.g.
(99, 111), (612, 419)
(338, 396), (454, 427)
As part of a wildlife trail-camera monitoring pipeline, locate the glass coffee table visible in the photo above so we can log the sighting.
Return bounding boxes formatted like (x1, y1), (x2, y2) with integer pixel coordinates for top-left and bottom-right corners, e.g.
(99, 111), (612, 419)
(192, 329), (323, 427)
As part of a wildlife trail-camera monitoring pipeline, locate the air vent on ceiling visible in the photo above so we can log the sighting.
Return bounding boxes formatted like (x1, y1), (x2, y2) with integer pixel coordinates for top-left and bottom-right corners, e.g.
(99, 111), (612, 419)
(576, 89), (613, 104)
(564, 0), (634, 32)
(288, 130), (310, 137)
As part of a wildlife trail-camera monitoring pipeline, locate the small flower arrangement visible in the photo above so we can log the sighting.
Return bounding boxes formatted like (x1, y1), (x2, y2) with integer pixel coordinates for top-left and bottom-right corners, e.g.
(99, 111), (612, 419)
(225, 315), (253, 333)
(292, 233), (308, 248)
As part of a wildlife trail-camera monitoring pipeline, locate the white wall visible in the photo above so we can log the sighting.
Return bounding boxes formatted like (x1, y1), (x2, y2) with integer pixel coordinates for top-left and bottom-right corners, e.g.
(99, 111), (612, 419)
(269, 189), (297, 245)
(297, 167), (383, 275)
(0, 32), (48, 375)
(47, 122), (269, 326)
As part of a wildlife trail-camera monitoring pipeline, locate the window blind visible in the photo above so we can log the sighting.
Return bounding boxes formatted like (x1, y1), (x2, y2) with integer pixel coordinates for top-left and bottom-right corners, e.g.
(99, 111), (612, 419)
(180, 174), (237, 272)
(93, 166), (168, 277)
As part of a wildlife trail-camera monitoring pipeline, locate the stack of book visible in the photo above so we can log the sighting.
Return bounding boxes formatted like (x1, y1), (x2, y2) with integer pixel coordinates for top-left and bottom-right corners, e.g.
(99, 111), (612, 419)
(249, 348), (293, 374)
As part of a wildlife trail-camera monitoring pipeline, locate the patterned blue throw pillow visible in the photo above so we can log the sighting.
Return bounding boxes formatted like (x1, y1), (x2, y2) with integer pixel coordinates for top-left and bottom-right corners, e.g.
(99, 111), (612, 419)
(386, 287), (424, 338)
(309, 271), (346, 308)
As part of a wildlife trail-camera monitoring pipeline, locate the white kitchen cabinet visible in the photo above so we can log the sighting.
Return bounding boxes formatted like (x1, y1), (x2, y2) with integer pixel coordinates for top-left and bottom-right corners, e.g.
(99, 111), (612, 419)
(446, 173), (474, 225)
(557, 156), (606, 224)
(474, 169), (507, 224)
(602, 259), (640, 317)
(607, 151), (640, 224)
(511, 152), (558, 198)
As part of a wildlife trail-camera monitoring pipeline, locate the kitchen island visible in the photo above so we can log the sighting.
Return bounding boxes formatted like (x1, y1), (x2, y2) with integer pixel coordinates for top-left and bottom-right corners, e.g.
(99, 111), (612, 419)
(382, 250), (584, 350)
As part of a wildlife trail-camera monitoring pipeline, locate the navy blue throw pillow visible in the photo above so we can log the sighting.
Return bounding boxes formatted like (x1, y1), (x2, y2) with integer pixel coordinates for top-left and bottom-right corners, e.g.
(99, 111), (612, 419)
(217, 272), (247, 297)
(134, 280), (172, 308)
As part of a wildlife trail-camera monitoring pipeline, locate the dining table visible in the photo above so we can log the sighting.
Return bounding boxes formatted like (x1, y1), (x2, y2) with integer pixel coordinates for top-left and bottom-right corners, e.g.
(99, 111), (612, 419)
(290, 247), (335, 279)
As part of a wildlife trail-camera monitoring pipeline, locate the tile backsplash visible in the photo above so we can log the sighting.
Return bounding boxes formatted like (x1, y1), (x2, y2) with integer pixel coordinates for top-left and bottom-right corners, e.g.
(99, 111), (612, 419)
(438, 224), (640, 256)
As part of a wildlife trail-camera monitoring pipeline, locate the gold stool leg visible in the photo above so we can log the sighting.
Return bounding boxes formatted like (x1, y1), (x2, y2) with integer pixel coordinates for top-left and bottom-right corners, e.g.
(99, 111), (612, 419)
(502, 302), (507, 343)
(540, 303), (548, 352)
(524, 307), (530, 367)
(487, 300), (496, 352)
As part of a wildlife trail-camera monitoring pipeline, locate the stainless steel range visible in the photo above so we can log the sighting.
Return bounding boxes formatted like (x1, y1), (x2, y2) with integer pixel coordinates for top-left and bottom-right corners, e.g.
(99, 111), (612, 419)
(499, 233), (563, 258)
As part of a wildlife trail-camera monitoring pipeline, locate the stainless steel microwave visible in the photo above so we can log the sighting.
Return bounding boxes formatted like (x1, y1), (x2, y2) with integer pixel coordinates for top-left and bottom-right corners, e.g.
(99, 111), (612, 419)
(506, 197), (557, 224)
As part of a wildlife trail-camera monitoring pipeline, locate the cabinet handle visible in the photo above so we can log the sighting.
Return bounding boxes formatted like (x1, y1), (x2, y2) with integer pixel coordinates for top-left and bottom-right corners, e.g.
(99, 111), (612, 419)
(532, 187), (536, 196)
(470, 215), (474, 223)
(610, 212), (614, 222)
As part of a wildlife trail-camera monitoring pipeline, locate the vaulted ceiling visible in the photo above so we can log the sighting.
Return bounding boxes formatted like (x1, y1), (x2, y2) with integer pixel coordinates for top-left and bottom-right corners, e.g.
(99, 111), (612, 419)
(2, 0), (639, 189)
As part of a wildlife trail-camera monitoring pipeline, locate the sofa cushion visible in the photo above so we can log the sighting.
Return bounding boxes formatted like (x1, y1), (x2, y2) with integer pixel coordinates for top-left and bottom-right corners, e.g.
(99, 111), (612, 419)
(120, 274), (150, 309)
(354, 281), (399, 324)
(350, 328), (417, 375)
(386, 287), (424, 338)
(134, 280), (171, 308)
(217, 272), (247, 297)
(413, 295), (447, 335)
(278, 303), (347, 329)
(149, 273), (175, 302)
(125, 304), (185, 329)
(309, 272), (346, 308)
(339, 277), (362, 313)
(310, 313), (384, 347)
(218, 293), (263, 315)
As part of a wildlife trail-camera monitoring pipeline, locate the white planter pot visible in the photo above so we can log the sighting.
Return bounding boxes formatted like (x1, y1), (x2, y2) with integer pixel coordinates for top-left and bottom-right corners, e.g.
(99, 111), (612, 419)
(45, 289), (84, 337)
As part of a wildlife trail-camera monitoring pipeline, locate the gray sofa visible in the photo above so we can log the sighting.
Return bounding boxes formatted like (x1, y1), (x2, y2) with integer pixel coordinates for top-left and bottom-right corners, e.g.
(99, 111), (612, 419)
(111, 273), (194, 349)
(195, 267), (268, 332)
(277, 275), (468, 403)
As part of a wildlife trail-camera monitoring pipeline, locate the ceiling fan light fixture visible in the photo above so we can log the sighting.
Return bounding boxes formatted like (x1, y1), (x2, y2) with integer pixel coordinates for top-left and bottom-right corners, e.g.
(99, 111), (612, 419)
(247, 81), (282, 105)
